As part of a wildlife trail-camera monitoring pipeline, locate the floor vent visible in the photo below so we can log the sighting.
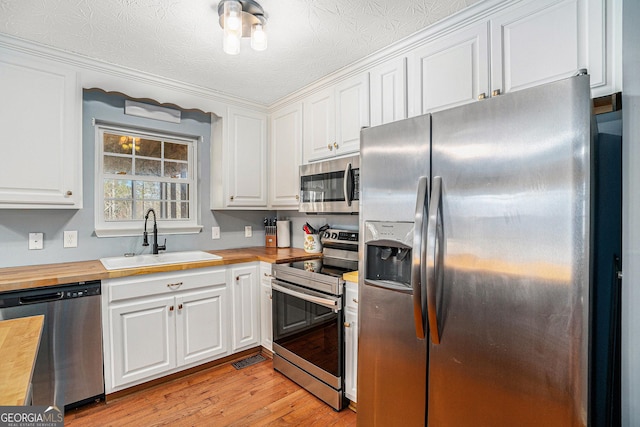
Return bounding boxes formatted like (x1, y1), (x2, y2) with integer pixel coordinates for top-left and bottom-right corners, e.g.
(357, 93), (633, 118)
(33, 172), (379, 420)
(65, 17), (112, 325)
(232, 354), (266, 370)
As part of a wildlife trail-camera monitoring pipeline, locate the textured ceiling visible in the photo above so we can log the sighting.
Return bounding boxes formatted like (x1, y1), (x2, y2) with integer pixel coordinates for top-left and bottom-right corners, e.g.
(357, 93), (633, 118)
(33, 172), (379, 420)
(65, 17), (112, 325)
(0, 0), (481, 105)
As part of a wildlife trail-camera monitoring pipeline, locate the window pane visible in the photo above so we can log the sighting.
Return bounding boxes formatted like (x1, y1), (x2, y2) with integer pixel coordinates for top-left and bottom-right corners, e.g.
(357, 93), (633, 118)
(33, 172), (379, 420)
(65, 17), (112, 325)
(135, 158), (161, 176)
(134, 181), (161, 200)
(164, 201), (190, 219)
(103, 179), (132, 199)
(104, 155), (132, 175)
(165, 142), (188, 161)
(164, 161), (188, 179)
(138, 201), (162, 219)
(162, 182), (190, 202)
(104, 133), (132, 155)
(104, 200), (133, 221)
(137, 138), (161, 158)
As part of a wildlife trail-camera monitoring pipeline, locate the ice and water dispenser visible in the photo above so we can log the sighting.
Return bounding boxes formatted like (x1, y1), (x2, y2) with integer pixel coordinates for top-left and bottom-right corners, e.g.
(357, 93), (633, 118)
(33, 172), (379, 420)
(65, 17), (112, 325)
(364, 221), (415, 291)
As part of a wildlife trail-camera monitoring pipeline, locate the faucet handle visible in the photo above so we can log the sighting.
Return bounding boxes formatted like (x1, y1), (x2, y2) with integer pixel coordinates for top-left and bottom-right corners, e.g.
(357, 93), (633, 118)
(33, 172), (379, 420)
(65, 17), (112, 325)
(158, 239), (167, 252)
(142, 231), (149, 246)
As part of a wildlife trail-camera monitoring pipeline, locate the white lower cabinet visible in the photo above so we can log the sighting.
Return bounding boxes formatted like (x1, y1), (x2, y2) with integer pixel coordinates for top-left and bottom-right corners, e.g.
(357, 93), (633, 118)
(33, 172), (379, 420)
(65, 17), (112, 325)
(103, 267), (229, 393)
(259, 262), (273, 352)
(344, 281), (358, 402)
(230, 263), (260, 352)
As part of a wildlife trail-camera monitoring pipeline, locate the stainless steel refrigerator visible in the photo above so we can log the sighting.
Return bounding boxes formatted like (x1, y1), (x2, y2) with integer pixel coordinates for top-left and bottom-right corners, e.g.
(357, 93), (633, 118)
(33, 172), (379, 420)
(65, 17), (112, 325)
(358, 74), (594, 426)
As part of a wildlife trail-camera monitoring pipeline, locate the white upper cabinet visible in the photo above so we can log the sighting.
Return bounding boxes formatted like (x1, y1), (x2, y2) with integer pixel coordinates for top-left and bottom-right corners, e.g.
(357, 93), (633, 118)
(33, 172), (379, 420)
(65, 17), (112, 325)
(490, 0), (611, 96)
(408, 0), (614, 115)
(335, 73), (370, 156)
(212, 106), (267, 209)
(409, 21), (490, 115)
(303, 87), (336, 162)
(370, 57), (407, 126)
(304, 73), (369, 163)
(0, 51), (82, 208)
(269, 103), (302, 209)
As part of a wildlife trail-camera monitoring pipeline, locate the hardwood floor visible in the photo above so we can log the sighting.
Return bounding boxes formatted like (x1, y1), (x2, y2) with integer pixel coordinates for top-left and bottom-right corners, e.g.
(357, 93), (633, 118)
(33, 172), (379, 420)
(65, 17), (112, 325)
(65, 357), (357, 426)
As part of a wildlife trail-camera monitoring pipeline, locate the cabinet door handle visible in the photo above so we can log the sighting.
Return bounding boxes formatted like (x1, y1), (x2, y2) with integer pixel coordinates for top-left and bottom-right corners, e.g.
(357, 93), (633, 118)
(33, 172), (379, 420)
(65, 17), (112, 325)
(263, 273), (273, 278)
(178, 303), (183, 310)
(295, 195), (300, 201)
(327, 144), (333, 151)
(492, 89), (501, 97)
(167, 282), (183, 289)
(344, 322), (351, 328)
(334, 142), (339, 149)
(478, 92), (486, 100)
(236, 276), (240, 281)
(169, 305), (175, 312)
(230, 195), (235, 201)
(66, 190), (73, 196)
(269, 295), (272, 300)
(352, 298), (358, 304)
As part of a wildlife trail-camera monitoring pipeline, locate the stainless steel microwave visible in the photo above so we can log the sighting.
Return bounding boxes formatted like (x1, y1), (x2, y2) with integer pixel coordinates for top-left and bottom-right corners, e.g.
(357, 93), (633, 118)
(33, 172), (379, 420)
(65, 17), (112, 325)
(299, 155), (359, 214)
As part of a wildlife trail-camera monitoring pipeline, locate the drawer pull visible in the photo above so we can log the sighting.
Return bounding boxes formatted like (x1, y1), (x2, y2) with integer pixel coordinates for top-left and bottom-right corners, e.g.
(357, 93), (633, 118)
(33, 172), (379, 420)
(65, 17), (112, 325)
(167, 282), (183, 289)
(263, 273), (273, 278)
(344, 322), (351, 328)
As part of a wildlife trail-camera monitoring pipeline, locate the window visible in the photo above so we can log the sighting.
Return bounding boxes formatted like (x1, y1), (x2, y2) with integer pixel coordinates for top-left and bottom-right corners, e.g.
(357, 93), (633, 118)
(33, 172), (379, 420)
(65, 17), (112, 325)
(95, 124), (202, 237)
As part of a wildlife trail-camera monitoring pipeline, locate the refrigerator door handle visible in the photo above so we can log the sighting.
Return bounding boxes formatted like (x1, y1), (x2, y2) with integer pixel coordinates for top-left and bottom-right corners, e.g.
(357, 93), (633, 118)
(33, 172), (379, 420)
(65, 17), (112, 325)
(343, 162), (353, 207)
(412, 176), (429, 339)
(426, 176), (443, 345)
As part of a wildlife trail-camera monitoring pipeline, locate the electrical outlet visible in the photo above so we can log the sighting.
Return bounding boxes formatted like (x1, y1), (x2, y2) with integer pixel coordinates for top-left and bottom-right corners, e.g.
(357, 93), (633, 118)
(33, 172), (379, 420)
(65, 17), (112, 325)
(29, 232), (44, 250)
(244, 226), (252, 237)
(212, 226), (221, 239)
(64, 230), (78, 248)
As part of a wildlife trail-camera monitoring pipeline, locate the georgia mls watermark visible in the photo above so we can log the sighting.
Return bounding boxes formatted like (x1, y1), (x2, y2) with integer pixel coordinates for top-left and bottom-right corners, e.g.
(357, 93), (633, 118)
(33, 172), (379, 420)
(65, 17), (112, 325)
(0, 406), (63, 427)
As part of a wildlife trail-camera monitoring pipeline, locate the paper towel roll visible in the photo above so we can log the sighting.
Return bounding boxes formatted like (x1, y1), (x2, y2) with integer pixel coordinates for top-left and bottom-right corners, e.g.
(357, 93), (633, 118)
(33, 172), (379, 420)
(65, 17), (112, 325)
(276, 220), (291, 248)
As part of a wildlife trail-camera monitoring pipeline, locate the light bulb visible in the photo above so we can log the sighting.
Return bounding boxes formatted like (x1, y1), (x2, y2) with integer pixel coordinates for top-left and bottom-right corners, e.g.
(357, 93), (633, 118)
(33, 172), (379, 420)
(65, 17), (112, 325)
(251, 23), (267, 51)
(224, 1), (242, 32)
(223, 31), (241, 55)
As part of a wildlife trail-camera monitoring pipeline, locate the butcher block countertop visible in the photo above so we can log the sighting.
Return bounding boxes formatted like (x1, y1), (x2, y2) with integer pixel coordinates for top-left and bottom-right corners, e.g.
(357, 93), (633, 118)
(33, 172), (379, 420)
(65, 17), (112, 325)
(0, 315), (44, 406)
(0, 247), (318, 293)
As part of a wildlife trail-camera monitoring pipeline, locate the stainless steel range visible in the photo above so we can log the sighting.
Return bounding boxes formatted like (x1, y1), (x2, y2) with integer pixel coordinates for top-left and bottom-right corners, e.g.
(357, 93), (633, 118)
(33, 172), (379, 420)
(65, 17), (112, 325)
(272, 229), (358, 411)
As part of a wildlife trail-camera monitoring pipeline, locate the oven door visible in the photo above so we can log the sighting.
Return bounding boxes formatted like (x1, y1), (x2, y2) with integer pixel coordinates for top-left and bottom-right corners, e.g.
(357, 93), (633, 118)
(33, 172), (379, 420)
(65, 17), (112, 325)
(272, 279), (344, 389)
(299, 156), (359, 214)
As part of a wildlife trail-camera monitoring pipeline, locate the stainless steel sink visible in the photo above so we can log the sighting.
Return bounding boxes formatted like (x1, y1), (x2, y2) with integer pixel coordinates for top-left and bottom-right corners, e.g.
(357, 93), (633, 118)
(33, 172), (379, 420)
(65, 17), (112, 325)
(100, 250), (222, 270)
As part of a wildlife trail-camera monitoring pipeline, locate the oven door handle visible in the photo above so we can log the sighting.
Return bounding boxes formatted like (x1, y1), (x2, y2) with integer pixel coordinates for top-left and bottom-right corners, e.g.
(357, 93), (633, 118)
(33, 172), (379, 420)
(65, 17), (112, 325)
(272, 281), (341, 311)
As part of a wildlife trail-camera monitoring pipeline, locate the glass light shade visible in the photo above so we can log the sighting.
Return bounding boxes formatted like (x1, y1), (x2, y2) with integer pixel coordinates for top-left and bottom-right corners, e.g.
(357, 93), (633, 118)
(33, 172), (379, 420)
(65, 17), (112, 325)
(223, 31), (241, 55)
(223, 0), (242, 32)
(251, 23), (267, 51)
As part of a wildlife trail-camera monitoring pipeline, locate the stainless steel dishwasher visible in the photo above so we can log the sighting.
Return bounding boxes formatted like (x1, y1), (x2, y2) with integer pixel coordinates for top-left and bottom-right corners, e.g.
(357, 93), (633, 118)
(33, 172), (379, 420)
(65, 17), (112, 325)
(0, 281), (105, 410)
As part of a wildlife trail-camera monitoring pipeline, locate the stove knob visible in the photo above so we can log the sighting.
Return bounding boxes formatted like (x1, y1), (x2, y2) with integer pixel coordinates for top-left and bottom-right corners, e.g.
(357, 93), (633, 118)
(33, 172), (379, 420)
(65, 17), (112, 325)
(323, 231), (331, 239)
(331, 232), (338, 239)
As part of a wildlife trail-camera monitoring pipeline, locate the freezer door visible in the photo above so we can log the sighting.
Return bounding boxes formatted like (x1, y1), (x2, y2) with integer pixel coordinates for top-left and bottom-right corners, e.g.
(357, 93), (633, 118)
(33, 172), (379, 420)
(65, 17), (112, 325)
(427, 75), (591, 426)
(358, 115), (431, 426)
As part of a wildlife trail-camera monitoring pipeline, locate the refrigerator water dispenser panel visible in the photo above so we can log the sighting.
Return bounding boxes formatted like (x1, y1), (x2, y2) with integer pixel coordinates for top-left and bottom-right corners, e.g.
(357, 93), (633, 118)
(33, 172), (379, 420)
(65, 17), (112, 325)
(364, 221), (414, 291)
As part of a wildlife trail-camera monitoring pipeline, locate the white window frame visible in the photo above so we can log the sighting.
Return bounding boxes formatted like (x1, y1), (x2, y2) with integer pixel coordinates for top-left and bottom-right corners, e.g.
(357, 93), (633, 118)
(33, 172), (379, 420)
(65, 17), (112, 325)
(94, 123), (202, 237)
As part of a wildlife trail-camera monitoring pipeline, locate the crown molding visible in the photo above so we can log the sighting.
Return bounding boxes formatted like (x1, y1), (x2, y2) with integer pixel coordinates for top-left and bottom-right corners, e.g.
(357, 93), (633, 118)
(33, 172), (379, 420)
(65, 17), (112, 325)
(0, 33), (268, 113)
(268, 0), (523, 111)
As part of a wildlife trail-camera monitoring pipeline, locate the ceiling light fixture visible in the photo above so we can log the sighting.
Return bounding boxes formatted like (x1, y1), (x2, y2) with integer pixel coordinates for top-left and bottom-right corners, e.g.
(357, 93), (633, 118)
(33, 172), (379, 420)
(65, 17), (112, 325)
(218, 0), (267, 55)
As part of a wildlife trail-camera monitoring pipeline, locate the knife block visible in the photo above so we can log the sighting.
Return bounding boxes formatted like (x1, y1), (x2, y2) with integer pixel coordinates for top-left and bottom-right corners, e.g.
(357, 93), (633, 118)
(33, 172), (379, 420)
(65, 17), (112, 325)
(265, 226), (277, 247)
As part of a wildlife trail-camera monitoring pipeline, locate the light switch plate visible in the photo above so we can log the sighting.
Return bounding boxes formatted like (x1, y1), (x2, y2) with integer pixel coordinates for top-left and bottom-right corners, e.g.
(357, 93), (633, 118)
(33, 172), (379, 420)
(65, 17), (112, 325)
(245, 226), (252, 237)
(64, 230), (78, 248)
(29, 232), (44, 250)
(212, 226), (220, 239)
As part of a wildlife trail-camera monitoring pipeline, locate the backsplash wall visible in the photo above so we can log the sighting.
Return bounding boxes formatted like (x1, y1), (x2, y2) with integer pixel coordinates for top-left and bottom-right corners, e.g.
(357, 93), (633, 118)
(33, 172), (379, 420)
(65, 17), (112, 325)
(0, 91), (268, 268)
